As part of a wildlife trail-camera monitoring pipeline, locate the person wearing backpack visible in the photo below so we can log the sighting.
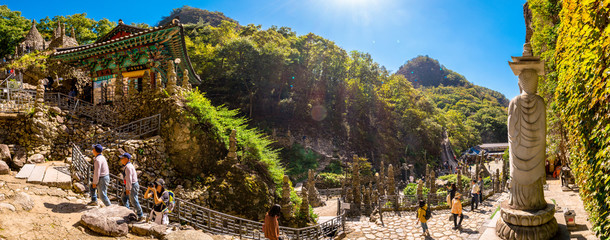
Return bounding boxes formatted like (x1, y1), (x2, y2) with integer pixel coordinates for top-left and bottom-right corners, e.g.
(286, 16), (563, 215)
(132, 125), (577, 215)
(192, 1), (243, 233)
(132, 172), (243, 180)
(144, 179), (170, 224)
(416, 200), (430, 236)
(451, 193), (464, 230)
(119, 153), (143, 221)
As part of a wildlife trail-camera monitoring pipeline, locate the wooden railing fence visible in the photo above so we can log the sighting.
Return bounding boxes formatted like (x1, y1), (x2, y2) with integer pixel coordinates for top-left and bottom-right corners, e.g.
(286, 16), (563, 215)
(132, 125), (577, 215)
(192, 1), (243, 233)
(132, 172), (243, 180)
(71, 143), (345, 240)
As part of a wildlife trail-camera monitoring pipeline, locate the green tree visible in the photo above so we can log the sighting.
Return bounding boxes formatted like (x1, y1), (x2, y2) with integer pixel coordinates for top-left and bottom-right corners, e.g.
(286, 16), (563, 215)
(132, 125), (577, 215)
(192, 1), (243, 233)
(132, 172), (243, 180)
(0, 5), (30, 57)
(38, 14), (115, 44)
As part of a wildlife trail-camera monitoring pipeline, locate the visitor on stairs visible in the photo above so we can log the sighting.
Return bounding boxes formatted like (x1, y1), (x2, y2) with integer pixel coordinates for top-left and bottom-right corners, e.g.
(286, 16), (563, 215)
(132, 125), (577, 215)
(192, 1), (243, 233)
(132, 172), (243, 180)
(144, 178), (169, 225)
(451, 193), (464, 230)
(88, 144), (111, 206)
(416, 200), (430, 236)
(470, 180), (479, 211)
(478, 176), (484, 203)
(263, 204), (283, 240)
(119, 152), (143, 221)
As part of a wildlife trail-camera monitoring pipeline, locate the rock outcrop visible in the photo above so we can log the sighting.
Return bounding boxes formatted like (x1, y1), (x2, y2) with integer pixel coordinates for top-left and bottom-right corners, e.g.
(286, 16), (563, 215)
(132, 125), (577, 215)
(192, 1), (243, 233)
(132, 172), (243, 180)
(11, 148), (26, 168)
(0, 161), (9, 174)
(27, 154), (45, 164)
(0, 144), (10, 163)
(80, 205), (136, 237)
(13, 192), (34, 211)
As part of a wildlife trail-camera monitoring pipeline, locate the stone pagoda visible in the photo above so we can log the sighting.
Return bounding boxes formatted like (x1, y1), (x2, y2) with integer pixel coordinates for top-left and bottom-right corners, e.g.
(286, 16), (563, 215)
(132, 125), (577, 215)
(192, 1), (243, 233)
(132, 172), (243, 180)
(48, 21), (78, 50)
(16, 20), (46, 57)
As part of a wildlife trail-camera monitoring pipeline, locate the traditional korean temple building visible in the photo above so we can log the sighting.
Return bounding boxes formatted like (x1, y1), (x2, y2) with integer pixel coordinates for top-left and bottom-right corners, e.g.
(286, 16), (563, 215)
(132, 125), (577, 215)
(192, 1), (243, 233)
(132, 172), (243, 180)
(50, 19), (201, 104)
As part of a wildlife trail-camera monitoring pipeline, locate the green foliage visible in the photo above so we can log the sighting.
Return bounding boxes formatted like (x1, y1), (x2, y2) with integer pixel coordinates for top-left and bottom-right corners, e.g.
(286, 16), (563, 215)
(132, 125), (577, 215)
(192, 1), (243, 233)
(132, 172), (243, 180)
(529, 0), (610, 237)
(185, 91), (284, 187)
(8, 52), (48, 71)
(396, 56), (509, 152)
(37, 14), (116, 44)
(159, 6), (238, 27)
(185, 20), (444, 170)
(315, 172), (345, 188)
(282, 144), (320, 181)
(483, 176), (491, 188)
(0, 5), (30, 57)
(293, 205), (318, 226)
(438, 174), (471, 187)
(396, 55), (470, 87)
(403, 183), (429, 196)
(322, 159), (344, 174)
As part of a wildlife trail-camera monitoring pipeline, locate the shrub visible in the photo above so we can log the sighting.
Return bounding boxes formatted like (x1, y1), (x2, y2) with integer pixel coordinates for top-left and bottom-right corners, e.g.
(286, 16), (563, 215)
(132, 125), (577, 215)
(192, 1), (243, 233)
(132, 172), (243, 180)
(281, 143), (320, 182)
(438, 174), (471, 187)
(315, 172), (345, 189)
(403, 183), (429, 196)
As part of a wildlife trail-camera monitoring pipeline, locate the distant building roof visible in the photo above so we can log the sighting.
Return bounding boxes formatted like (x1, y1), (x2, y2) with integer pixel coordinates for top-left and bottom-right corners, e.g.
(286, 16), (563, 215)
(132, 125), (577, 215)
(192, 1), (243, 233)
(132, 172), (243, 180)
(478, 143), (509, 152)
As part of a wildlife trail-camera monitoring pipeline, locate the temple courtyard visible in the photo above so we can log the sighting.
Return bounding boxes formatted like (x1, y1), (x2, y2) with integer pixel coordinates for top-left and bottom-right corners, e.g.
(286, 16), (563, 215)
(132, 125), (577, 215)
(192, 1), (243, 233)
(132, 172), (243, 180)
(336, 178), (597, 240)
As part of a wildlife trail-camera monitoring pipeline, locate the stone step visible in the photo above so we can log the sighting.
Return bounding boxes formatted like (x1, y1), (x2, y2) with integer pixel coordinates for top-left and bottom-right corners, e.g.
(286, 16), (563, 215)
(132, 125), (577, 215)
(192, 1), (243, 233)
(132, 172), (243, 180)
(26, 165), (47, 184)
(41, 167), (71, 190)
(15, 164), (36, 179)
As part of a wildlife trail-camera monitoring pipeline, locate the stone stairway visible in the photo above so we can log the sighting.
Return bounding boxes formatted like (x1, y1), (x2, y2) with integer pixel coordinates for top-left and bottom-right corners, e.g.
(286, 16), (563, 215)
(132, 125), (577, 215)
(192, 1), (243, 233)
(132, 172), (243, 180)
(15, 163), (71, 189)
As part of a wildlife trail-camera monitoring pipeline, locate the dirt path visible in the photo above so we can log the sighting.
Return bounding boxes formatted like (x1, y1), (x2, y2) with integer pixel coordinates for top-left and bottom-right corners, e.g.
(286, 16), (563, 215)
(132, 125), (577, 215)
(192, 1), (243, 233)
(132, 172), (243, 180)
(0, 175), (148, 240)
(314, 197), (339, 217)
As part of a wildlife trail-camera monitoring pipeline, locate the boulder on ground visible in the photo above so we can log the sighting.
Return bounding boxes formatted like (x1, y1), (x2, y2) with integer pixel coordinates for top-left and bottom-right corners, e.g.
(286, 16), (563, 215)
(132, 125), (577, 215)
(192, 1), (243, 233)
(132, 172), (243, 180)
(0, 202), (16, 212)
(12, 192), (34, 211)
(80, 205), (136, 237)
(0, 160), (9, 174)
(0, 144), (10, 163)
(73, 182), (86, 193)
(130, 222), (168, 237)
(11, 149), (26, 168)
(27, 154), (45, 164)
(163, 230), (214, 240)
(49, 106), (62, 115)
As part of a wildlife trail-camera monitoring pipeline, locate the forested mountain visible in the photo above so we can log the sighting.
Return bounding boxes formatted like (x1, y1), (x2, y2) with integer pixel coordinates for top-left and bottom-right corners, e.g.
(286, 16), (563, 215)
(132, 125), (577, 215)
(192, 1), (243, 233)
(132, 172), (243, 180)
(158, 6), (238, 27)
(396, 56), (509, 151)
(183, 21), (446, 174)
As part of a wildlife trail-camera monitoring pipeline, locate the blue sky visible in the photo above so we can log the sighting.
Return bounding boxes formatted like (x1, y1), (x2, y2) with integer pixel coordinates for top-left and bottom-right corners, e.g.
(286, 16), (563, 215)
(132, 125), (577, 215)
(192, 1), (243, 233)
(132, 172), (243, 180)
(6, 0), (527, 99)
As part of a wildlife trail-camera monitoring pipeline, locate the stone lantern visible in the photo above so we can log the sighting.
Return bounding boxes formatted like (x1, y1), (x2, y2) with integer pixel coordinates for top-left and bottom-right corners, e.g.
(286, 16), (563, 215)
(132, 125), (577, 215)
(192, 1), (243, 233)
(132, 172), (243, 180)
(496, 43), (558, 239)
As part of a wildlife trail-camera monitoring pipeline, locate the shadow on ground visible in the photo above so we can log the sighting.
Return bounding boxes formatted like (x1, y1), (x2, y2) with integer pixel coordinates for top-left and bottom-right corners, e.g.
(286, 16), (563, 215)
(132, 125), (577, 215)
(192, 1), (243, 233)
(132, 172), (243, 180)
(44, 202), (89, 213)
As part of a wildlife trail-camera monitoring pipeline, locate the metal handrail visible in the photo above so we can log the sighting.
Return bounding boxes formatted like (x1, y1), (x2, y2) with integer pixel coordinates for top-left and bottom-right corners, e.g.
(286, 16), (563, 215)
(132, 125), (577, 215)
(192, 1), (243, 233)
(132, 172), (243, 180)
(43, 92), (118, 127)
(71, 143), (345, 240)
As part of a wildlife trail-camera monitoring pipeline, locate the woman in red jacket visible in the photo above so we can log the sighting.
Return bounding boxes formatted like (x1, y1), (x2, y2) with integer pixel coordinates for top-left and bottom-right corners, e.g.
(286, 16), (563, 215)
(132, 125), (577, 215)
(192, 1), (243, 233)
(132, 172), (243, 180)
(263, 204), (282, 240)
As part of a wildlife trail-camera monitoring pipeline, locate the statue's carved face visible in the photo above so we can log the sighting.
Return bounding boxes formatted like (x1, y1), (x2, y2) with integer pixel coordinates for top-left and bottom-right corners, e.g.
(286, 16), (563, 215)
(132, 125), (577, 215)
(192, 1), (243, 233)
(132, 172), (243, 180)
(519, 69), (538, 94)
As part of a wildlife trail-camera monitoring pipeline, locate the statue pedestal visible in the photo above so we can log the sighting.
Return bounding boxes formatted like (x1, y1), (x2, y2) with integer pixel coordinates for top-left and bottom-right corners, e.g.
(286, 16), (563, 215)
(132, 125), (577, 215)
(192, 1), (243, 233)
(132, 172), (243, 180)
(496, 201), (558, 240)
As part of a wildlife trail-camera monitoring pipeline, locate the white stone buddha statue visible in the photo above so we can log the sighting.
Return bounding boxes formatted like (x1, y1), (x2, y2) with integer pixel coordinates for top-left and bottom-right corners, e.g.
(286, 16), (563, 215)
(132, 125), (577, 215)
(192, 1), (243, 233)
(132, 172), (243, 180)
(507, 68), (547, 210)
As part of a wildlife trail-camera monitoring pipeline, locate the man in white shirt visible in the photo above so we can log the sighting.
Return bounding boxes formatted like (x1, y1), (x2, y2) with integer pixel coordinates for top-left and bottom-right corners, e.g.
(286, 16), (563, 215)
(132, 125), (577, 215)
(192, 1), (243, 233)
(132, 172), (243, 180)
(88, 144), (111, 206)
(470, 180), (480, 211)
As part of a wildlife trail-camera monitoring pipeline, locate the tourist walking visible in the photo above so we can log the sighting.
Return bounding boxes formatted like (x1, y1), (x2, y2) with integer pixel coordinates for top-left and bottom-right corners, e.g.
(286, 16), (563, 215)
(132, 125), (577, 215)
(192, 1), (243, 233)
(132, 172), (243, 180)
(446, 183), (457, 206)
(478, 176), (484, 203)
(263, 204), (282, 240)
(416, 200), (430, 236)
(451, 193), (464, 229)
(449, 183), (457, 202)
(144, 179), (170, 224)
(119, 152), (143, 220)
(88, 144), (111, 206)
(470, 180), (479, 211)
